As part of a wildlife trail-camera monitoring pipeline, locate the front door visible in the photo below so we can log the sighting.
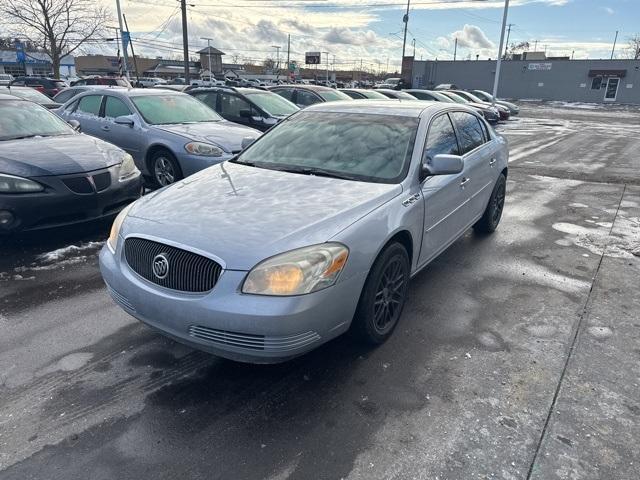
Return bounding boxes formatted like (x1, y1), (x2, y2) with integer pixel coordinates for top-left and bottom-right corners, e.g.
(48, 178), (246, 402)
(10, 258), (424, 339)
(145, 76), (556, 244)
(604, 77), (620, 102)
(100, 96), (145, 162)
(418, 113), (469, 267)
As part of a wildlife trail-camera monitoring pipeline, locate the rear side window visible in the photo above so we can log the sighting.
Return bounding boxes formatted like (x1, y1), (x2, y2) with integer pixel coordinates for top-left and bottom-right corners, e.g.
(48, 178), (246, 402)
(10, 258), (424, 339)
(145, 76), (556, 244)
(450, 112), (485, 154)
(54, 89), (78, 104)
(192, 92), (219, 110)
(424, 114), (459, 163)
(77, 95), (102, 116)
(104, 96), (131, 118)
(297, 89), (321, 106)
(273, 88), (294, 102)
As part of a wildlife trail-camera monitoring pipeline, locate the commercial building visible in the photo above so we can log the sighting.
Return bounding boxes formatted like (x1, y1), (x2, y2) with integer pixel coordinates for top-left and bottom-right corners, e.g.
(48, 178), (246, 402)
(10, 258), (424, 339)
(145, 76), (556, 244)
(407, 57), (640, 104)
(75, 55), (199, 79)
(0, 50), (75, 77)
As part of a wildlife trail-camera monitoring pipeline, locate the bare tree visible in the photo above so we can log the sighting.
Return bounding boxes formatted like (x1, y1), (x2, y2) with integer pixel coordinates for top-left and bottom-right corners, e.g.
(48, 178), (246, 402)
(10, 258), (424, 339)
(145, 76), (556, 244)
(627, 34), (640, 60)
(1, 0), (110, 78)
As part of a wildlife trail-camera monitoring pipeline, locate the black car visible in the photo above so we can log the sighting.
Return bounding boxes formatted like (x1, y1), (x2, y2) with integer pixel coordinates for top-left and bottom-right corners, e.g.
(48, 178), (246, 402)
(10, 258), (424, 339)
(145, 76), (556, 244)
(374, 89), (419, 100)
(9, 76), (67, 98)
(0, 94), (142, 234)
(268, 85), (351, 108)
(188, 86), (299, 131)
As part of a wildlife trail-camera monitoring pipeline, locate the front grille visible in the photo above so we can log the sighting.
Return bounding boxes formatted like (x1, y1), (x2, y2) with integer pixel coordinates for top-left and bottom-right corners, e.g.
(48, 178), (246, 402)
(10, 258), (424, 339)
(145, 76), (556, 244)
(63, 176), (93, 194)
(188, 326), (321, 352)
(92, 171), (111, 192)
(124, 237), (221, 292)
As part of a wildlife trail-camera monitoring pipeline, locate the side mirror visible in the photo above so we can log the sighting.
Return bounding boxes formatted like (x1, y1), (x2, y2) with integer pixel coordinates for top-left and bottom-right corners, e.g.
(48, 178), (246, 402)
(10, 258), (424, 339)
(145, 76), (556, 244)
(114, 115), (134, 127)
(67, 119), (81, 132)
(239, 109), (252, 119)
(422, 154), (463, 177)
(241, 137), (256, 149)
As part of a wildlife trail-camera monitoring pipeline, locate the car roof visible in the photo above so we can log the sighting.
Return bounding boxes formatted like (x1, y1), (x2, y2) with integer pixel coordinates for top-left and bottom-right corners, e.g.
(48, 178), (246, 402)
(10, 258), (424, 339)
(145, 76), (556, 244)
(0, 93), (25, 101)
(303, 99), (440, 117)
(272, 84), (334, 92)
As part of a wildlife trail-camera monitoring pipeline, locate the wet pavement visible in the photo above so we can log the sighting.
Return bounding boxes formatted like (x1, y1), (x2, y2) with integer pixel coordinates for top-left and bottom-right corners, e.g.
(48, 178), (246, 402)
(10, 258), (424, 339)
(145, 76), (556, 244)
(1, 103), (639, 480)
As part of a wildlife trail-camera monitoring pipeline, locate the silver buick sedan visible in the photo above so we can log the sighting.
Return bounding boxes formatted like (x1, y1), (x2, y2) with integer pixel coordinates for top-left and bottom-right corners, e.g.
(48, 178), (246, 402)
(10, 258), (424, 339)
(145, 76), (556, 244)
(100, 100), (508, 363)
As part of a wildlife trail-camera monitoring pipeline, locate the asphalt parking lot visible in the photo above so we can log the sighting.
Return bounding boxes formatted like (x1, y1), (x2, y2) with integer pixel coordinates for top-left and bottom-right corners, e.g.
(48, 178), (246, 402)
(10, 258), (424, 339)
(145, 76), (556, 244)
(1, 102), (639, 480)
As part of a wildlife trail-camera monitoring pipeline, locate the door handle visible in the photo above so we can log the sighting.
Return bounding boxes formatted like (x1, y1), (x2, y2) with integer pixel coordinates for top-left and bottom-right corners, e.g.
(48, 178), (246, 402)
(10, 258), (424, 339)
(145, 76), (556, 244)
(101, 125), (110, 131)
(489, 158), (497, 166)
(460, 177), (471, 187)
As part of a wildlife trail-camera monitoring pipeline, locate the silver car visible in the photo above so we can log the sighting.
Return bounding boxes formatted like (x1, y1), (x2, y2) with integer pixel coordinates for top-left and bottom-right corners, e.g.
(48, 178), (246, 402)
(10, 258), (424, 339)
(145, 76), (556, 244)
(57, 89), (261, 187)
(100, 101), (508, 363)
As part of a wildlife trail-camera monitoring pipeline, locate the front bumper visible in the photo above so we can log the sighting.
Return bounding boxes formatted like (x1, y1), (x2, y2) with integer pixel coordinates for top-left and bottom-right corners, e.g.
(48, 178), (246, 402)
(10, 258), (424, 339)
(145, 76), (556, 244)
(99, 242), (366, 363)
(0, 168), (141, 233)
(175, 151), (235, 178)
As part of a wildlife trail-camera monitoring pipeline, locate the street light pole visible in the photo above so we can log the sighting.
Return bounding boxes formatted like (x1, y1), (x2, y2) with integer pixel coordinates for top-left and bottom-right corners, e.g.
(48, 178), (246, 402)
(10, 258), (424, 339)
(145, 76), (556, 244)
(114, 0), (129, 79)
(491, 0), (510, 107)
(324, 51), (329, 84)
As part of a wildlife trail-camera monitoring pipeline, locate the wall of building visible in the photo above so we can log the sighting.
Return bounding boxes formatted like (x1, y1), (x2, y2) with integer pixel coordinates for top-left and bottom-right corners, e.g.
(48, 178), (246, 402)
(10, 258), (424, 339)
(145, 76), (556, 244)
(411, 58), (640, 104)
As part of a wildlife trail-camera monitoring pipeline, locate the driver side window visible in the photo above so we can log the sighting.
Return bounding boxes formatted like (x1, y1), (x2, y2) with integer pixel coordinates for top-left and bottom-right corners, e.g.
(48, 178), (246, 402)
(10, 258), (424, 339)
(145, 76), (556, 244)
(220, 93), (253, 120)
(423, 114), (459, 163)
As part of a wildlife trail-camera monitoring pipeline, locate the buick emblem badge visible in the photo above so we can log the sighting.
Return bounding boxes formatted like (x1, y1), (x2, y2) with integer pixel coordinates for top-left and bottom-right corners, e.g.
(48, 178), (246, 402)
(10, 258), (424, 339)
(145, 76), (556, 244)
(152, 254), (170, 279)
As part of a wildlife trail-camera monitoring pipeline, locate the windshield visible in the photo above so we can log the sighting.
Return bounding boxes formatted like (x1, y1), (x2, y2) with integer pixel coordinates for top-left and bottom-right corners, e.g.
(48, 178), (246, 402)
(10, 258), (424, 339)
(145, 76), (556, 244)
(318, 90), (351, 102)
(442, 92), (468, 104)
(473, 90), (492, 101)
(0, 100), (74, 141)
(245, 92), (299, 117)
(235, 111), (418, 184)
(429, 91), (454, 102)
(3, 87), (55, 104)
(131, 94), (222, 125)
(457, 91), (484, 103)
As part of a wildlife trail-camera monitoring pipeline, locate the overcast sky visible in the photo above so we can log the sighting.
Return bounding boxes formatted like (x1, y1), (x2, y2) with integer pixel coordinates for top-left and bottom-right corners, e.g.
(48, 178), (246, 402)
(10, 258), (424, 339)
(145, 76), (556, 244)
(98, 0), (639, 71)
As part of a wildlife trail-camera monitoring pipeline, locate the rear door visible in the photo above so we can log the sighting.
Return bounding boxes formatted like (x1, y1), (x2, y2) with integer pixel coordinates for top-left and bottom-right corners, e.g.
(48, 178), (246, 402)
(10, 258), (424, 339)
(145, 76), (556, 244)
(450, 111), (496, 222)
(418, 113), (469, 266)
(100, 95), (145, 160)
(72, 94), (104, 137)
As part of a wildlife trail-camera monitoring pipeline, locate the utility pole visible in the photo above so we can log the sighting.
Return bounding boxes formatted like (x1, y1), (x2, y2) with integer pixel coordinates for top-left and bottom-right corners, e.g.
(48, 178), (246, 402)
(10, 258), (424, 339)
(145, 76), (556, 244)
(201, 37), (213, 85)
(491, 0), (510, 107)
(412, 38), (416, 57)
(571, 50), (575, 60)
(324, 51), (329, 84)
(286, 34), (290, 80)
(122, 15), (140, 85)
(114, 0), (129, 78)
(611, 30), (618, 59)
(533, 39), (538, 51)
(504, 23), (514, 59)
(453, 37), (457, 61)
(401, 0), (411, 61)
(180, 0), (190, 84)
(272, 45), (281, 77)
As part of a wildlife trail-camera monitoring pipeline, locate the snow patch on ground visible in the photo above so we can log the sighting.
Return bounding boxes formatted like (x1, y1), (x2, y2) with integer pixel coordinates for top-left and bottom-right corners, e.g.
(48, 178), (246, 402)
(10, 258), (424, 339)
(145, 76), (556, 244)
(37, 241), (104, 263)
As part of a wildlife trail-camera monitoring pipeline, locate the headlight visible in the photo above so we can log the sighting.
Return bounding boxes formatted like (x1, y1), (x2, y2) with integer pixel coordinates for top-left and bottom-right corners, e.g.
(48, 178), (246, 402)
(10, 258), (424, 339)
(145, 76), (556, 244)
(185, 142), (223, 157)
(118, 153), (139, 181)
(0, 173), (44, 193)
(242, 243), (349, 296)
(107, 203), (134, 253)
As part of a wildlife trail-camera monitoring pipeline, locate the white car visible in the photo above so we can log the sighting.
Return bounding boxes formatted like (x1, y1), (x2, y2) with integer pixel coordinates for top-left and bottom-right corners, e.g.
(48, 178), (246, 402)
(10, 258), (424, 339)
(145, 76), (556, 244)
(0, 74), (14, 86)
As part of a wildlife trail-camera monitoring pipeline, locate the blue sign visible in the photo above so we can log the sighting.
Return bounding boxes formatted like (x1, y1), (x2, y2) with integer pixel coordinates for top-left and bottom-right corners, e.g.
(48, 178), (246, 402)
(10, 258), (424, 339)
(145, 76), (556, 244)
(15, 42), (25, 63)
(122, 31), (131, 49)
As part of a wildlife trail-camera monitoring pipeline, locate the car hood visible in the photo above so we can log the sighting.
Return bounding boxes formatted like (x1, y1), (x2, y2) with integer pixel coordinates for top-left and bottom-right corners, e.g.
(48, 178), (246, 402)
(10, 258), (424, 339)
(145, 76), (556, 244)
(124, 162), (402, 270)
(155, 121), (261, 153)
(0, 134), (127, 177)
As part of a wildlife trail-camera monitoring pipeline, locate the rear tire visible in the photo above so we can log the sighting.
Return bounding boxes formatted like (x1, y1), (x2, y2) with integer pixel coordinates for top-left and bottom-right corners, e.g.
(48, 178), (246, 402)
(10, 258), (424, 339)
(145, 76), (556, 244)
(149, 149), (182, 188)
(474, 173), (506, 234)
(351, 243), (410, 345)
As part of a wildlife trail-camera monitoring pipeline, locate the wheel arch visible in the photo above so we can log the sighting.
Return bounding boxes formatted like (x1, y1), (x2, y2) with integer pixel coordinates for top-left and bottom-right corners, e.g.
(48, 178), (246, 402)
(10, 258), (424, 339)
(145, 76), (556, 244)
(145, 144), (177, 172)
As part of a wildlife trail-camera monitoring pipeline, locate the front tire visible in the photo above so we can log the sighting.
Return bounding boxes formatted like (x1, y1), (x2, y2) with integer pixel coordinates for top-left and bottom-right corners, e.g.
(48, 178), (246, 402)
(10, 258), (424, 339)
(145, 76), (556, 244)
(149, 150), (182, 187)
(351, 243), (410, 345)
(474, 173), (506, 234)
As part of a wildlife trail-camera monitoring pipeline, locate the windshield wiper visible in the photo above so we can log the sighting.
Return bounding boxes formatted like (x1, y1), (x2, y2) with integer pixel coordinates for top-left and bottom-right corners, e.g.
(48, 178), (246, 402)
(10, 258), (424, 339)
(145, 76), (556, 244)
(266, 166), (359, 181)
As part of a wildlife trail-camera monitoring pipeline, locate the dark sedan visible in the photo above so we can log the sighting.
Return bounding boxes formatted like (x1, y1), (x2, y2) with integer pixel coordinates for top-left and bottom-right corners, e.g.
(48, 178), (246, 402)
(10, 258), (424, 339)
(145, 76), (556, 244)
(0, 95), (142, 234)
(9, 76), (67, 98)
(268, 85), (351, 108)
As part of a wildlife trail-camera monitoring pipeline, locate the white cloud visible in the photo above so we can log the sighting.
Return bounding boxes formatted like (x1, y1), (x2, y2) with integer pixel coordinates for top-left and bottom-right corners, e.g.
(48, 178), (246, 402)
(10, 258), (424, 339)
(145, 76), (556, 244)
(602, 6), (614, 15)
(451, 24), (494, 50)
